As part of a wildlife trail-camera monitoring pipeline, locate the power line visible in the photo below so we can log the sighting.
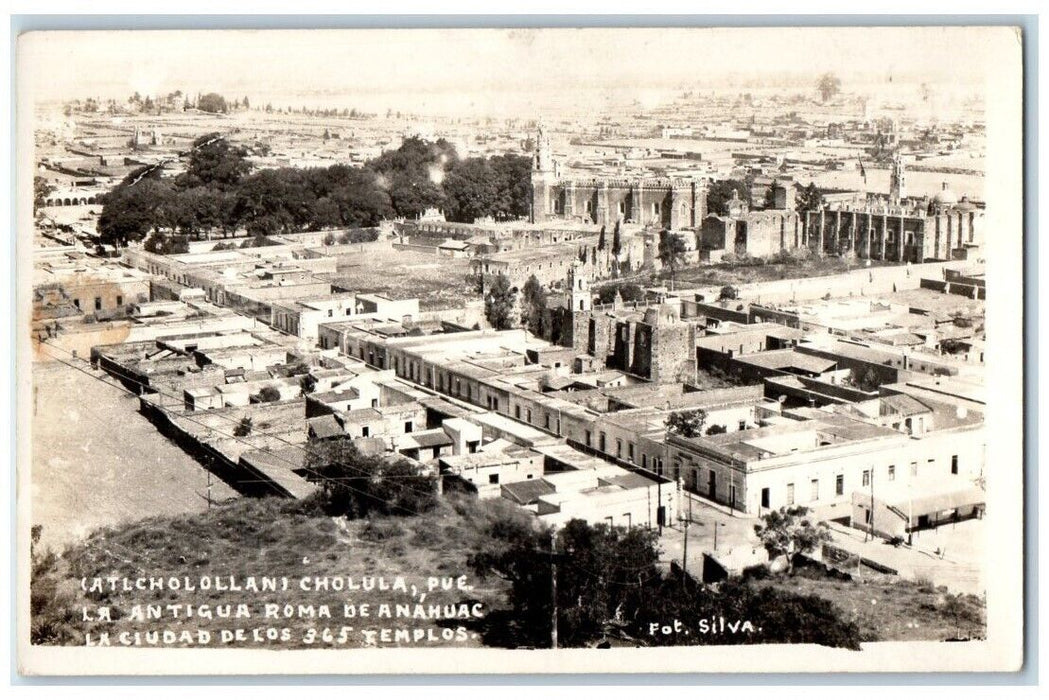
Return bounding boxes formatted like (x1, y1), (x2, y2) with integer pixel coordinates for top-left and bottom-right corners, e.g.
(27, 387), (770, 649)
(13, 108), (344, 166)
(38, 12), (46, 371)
(35, 344), (440, 512)
(36, 344), (679, 586)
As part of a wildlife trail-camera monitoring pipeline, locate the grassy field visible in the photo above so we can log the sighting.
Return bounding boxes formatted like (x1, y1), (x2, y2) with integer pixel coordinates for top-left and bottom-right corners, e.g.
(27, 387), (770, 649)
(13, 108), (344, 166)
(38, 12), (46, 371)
(750, 566), (986, 643)
(33, 488), (986, 650)
(35, 495), (519, 649)
(666, 257), (901, 289)
(332, 248), (476, 311)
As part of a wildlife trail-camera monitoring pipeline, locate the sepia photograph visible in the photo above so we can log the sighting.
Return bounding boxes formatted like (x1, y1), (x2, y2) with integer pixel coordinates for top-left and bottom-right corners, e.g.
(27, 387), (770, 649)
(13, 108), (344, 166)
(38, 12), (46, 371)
(13, 20), (1027, 677)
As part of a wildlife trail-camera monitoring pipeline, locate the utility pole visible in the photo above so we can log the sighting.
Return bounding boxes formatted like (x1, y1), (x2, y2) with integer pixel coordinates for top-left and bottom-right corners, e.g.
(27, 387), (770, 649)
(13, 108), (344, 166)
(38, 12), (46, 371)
(681, 511), (690, 586)
(869, 468), (875, 541)
(550, 529), (558, 650)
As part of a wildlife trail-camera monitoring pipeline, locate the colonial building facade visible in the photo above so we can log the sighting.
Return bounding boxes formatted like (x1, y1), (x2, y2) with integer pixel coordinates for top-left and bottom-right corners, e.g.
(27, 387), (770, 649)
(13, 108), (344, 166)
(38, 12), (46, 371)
(529, 124), (707, 230)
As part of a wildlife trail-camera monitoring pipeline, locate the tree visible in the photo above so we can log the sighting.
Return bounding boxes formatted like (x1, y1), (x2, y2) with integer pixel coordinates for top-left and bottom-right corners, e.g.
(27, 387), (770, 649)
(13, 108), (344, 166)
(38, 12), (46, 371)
(718, 285), (739, 301)
(611, 219), (622, 257)
(631, 576), (862, 649)
(368, 136), (458, 218)
(706, 179), (751, 216)
(847, 367), (881, 392)
(520, 274), (547, 336)
(665, 408), (708, 438)
(304, 436), (438, 518)
(469, 517), (661, 648)
(657, 230), (687, 289)
(597, 282), (645, 305)
(33, 176), (55, 215)
(705, 424), (727, 436)
(97, 175), (175, 246)
(197, 92), (228, 114)
(143, 232), (189, 255)
(443, 157), (497, 223)
(817, 73), (842, 103)
(484, 273), (516, 331)
(763, 179), (779, 210)
(254, 385), (282, 403)
(795, 182), (824, 211)
(753, 506), (832, 575)
(597, 225), (607, 251)
(299, 374), (317, 396)
(179, 134), (252, 190)
(233, 417), (253, 437)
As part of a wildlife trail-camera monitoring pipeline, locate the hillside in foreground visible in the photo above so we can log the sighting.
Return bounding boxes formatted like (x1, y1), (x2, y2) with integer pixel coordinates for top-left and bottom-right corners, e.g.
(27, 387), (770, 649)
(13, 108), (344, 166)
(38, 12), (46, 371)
(31, 493), (985, 650)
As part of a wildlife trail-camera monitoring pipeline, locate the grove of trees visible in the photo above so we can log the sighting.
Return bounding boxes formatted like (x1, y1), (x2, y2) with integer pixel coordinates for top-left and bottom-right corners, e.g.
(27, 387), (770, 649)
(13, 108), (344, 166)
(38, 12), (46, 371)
(97, 134), (532, 248)
(304, 436), (438, 518)
(469, 515), (862, 649)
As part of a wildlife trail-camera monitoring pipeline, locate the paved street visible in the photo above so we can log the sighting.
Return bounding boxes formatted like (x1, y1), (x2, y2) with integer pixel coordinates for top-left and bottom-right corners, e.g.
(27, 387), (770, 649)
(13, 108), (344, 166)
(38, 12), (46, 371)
(31, 361), (239, 551)
(826, 520), (985, 596)
(658, 492), (761, 575)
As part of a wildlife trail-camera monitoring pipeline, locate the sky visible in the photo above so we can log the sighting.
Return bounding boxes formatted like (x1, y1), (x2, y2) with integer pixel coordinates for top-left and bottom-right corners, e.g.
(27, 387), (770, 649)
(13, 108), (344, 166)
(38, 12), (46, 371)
(17, 27), (1010, 118)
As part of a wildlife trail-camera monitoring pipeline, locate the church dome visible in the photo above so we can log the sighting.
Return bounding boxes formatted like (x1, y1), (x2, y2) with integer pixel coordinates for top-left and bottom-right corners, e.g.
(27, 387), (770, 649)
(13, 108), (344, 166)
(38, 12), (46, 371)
(932, 182), (958, 206)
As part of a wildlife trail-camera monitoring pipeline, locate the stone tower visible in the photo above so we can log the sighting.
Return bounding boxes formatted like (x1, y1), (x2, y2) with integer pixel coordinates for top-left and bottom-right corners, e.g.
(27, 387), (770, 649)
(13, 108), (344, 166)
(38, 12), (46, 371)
(567, 263), (591, 313)
(530, 122), (557, 223)
(889, 149), (906, 206)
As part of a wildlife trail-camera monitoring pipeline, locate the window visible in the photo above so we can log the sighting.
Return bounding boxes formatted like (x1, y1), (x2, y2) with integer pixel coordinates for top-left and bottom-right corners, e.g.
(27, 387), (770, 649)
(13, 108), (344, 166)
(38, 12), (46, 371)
(488, 474), (499, 485)
(467, 440), (479, 454)
(599, 433), (606, 452)
(628, 443), (635, 461)
(910, 461), (918, 477)
(616, 439), (622, 458)
(739, 419), (746, 431)
(544, 414), (550, 430)
(526, 409), (532, 423)
(835, 474), (844, 496)
(642, 454), (648, 469)
(94, 297), (102, 311)
(361, 426), (369, 438)
(888, 465), (896, 481)
(73, 298), (80, 309)
(761, 487), (770, 509)
(116, 295), (123, 307)
(810, 479), (819, 501)
(786, 483), (795, 505)
(585, 430), (592, 446)
(404, 421), (413, 433)
(862, 470), (871, 487)
(371, 399), (378, 409)
(515, 405), (521, 419)
(951, 455), (959, 475)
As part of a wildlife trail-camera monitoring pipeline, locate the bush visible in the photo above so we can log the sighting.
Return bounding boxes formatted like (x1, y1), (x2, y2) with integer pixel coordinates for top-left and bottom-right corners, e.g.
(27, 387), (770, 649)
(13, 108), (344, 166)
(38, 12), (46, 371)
(233, 416), (253, 437)
(361, 519), (406, 542)
(718, 285), (739, 301)
(254, 385), (281, 403)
